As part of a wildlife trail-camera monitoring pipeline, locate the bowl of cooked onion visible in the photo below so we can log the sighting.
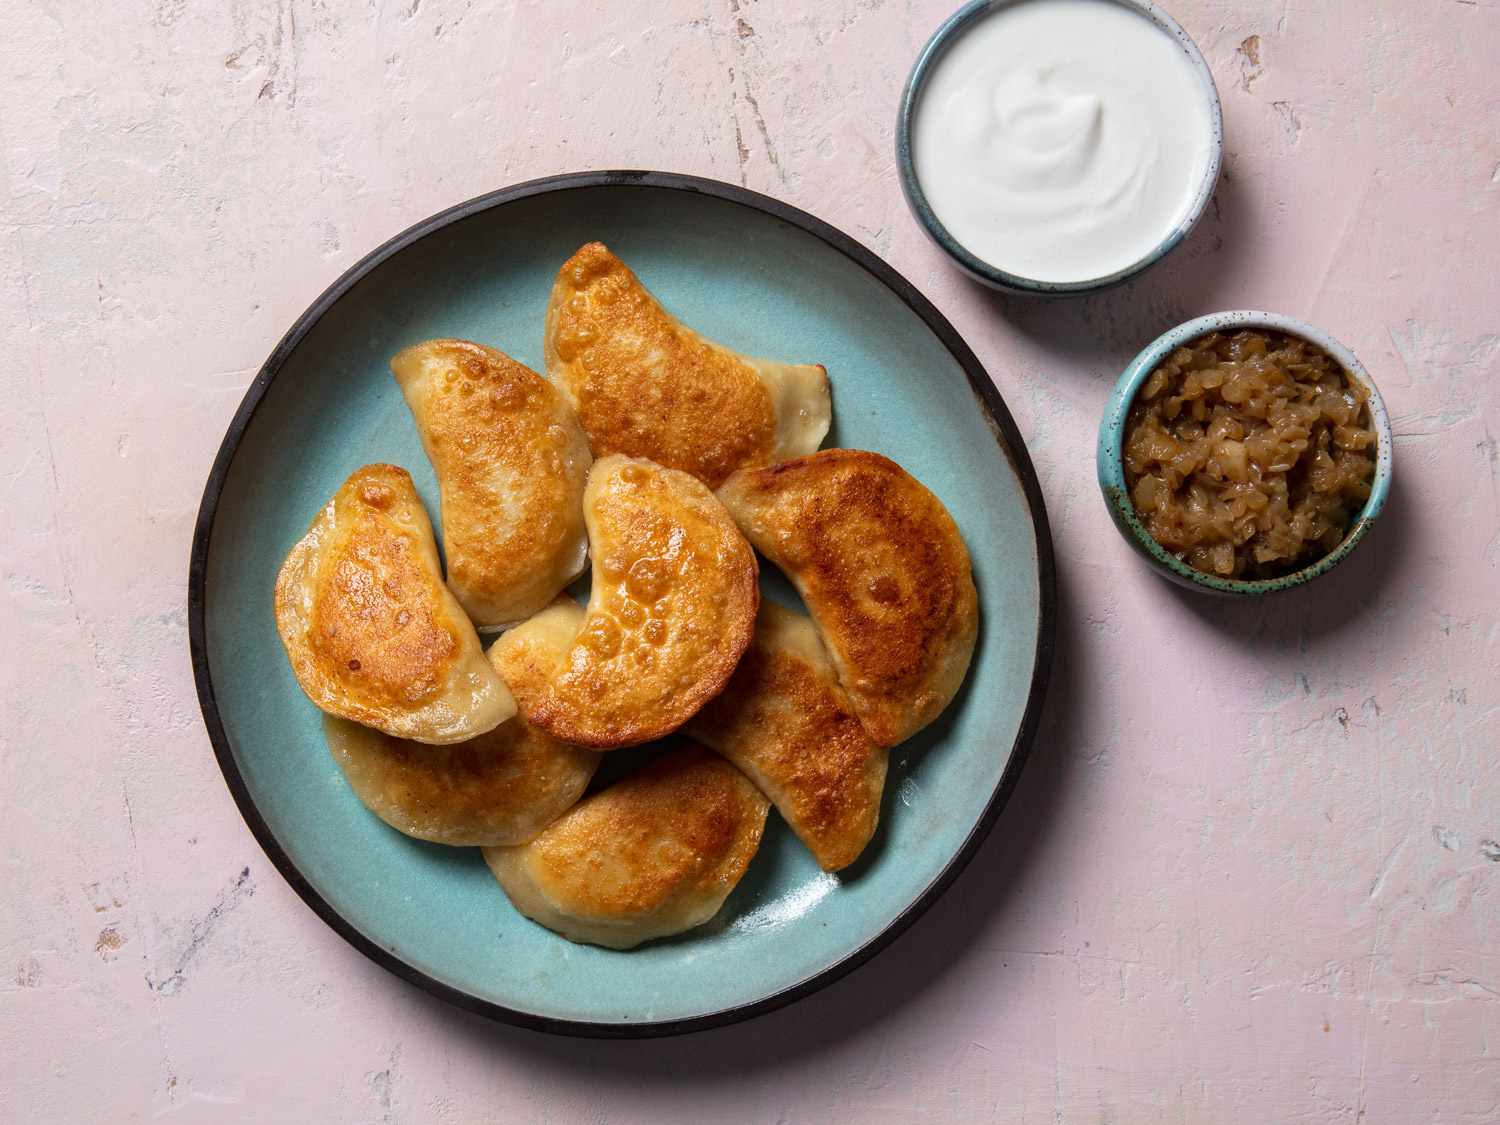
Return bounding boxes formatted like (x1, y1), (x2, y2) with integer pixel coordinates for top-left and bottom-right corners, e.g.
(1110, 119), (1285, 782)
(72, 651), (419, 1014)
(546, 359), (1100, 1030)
(1096, 311), (1394, 596)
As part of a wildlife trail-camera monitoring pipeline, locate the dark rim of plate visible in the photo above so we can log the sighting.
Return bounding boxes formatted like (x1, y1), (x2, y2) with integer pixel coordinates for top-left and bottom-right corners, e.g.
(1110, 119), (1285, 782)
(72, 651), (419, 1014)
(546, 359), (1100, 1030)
(187, 170), (1058, 1039)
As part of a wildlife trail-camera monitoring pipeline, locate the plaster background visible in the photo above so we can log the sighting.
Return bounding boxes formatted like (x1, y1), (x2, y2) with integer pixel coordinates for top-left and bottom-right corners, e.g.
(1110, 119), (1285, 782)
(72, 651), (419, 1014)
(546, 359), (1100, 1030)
(2, 1), (1497, 1121)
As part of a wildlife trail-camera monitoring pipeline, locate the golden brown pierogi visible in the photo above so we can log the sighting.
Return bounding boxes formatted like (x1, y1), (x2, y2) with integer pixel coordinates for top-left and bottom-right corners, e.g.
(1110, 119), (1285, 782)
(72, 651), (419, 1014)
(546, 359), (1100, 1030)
(390, 339), (591, 630)
(521, 455), (759, 749)
(718, 449), (978, 747)
(274, 463), (515, 744)
(483, 743), (769, 949)
(322, 715), (598, 847)
(689, 601), (887, 872)
(545, 242), (830, 486)
(320, 595), (598, 846)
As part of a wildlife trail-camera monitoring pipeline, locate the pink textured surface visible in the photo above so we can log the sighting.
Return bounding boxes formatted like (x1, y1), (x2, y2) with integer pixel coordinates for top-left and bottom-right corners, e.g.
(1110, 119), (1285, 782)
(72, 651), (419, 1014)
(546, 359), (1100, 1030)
(3, 1), (1497, 1120)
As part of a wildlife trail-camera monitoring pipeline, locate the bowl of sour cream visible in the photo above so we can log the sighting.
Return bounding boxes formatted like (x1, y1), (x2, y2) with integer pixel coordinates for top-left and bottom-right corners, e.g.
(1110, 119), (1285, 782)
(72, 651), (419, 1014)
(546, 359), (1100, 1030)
(897, 0), (1223, 295)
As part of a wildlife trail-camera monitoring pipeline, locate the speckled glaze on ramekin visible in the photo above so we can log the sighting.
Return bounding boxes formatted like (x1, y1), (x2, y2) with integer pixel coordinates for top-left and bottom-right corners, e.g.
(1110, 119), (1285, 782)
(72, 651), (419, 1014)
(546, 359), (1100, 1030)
(1096, 311), (1395, 597)
(896, 0), (1224, 297)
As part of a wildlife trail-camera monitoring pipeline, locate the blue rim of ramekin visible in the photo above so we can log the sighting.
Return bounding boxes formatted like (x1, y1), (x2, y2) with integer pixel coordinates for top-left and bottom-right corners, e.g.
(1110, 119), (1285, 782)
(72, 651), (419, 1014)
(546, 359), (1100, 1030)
(1095, 311), (1395, 596)
(896, 0), (1225, 296)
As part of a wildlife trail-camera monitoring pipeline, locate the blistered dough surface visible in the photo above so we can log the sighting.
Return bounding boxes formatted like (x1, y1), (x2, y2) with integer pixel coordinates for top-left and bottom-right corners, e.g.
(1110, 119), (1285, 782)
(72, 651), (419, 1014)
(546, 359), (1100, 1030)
(391, 339), (591, 629)
(483, 743), (769, 949)
(691, 601), (887, 871)
(273, 463), (515, 744)
(524, 455), (759, 749)
(545, 242), (830, 486)
(718, 449), (978, 747)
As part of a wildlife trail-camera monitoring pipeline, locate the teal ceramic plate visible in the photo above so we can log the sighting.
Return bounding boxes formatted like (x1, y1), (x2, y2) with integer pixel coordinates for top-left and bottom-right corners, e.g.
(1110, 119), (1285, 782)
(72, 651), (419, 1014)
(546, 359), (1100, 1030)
(189, 172), (1055, 1037)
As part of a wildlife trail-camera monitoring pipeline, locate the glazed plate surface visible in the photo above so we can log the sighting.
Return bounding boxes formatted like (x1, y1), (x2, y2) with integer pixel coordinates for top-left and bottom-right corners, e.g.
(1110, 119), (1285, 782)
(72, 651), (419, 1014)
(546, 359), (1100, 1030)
(190, 172), (1054, 1036)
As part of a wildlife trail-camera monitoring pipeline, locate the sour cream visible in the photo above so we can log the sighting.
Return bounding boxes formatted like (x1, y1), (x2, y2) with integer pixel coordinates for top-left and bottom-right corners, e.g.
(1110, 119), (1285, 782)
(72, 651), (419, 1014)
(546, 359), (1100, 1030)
(911, 0), (1216, 285)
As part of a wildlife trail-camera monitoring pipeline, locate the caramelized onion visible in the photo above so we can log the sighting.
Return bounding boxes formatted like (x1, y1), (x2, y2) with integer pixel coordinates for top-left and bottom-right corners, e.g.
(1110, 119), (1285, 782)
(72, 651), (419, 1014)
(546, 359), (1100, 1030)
(1123, 330), (1376, 579)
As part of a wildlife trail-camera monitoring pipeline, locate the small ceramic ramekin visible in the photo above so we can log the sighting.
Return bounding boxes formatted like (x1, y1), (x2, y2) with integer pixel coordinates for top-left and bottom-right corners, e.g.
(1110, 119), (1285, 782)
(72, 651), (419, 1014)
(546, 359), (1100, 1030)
(895, 0), (1224, 296)
(1096, 311), (1395, 596)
